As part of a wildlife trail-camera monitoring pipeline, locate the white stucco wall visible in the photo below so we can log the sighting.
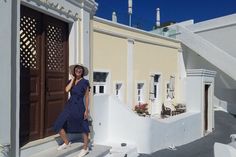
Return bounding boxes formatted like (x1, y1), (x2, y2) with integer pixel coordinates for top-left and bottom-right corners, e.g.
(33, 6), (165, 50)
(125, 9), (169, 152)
(186, 14), (236, 59)
(182, 45), (236, 114)
(171, 14), (236, 114)
(93, 95), (202, 154)
(0, 0), (12, 147)
(0, 1), (20, 156)
(186, 69), (216, 134)
(196, 26), (236, 59)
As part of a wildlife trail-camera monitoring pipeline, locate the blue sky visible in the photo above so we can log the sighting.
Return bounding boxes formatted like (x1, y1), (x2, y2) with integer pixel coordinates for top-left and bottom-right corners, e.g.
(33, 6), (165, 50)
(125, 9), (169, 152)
(95, 0), (236, 30)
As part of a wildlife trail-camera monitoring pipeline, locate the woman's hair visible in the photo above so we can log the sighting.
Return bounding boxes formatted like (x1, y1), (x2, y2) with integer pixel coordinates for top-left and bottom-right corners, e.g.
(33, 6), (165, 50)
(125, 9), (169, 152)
(73, 65), (84, 78)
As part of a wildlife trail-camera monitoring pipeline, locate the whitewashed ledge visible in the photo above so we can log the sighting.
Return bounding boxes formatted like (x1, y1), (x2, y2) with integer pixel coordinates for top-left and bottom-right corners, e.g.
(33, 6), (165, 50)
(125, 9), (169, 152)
(154, 111), (200, 123)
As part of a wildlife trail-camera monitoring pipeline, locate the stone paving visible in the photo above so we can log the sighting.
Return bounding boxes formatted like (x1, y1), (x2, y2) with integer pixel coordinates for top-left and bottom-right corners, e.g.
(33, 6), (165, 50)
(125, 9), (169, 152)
(139, 111), (236, 157)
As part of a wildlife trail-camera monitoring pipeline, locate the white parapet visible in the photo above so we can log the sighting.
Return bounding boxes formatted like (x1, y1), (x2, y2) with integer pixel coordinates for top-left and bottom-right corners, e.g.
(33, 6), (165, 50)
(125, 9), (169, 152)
(93, 95), (202, 154)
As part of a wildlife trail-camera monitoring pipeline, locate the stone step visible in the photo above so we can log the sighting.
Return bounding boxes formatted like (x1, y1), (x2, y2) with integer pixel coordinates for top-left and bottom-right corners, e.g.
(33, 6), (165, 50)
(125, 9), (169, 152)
(66, 144), (111, 157)
(20, 133), (85, 157)
(103, 143), (139, 157)
(29, 143), (111, 157)
(20, 135), (60, 157)
(30, 142), (83, 157)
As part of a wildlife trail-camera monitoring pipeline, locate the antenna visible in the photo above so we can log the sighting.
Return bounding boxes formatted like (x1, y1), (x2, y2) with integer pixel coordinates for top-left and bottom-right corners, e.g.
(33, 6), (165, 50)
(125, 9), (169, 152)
(128, 0), (132, 27)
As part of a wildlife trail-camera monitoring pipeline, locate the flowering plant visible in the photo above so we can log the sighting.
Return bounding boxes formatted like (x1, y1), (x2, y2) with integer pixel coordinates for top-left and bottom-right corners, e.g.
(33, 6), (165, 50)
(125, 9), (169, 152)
(134, 103), (149, 116)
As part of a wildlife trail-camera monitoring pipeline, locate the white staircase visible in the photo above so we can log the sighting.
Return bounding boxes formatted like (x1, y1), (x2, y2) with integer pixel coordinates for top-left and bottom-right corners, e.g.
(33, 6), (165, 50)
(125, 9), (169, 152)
(20, 135), (111, 157)
(174, 24), (236, 114)
(176, 25), (236, 80)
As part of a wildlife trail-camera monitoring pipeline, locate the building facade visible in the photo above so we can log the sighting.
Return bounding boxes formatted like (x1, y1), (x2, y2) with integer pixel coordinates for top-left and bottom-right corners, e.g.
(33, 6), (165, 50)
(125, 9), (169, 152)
(93, 17), (184, 115)
(0, 0), (97, 156)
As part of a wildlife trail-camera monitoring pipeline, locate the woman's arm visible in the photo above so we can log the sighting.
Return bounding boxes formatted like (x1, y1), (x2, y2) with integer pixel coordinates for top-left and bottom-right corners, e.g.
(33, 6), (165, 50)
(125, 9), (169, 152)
(65, 75), (75, 92)
(84, 87), (89, 120)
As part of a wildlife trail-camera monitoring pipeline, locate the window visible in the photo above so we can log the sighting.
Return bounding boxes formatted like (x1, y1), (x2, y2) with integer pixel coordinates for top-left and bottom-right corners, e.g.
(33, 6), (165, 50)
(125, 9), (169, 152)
(115, 83), (121, 96)
(137, 83), (144, 103)
(153, 75), (160, 100)
(93, 72), (108, 95)
(115, 83), (123, 100)
(99, 86), (104, 93)
(167, 76), (175, 99)
(150, 74), (160, 101)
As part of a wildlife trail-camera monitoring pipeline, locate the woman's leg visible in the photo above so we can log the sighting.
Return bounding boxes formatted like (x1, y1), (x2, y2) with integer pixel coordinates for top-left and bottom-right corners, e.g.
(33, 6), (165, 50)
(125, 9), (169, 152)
(59, 128), (69, 144)
(82, 133), (89, 150)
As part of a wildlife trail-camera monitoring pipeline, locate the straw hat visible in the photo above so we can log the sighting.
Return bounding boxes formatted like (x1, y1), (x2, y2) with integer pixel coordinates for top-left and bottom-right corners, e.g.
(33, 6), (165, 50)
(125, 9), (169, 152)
(69, 64), (89, 76)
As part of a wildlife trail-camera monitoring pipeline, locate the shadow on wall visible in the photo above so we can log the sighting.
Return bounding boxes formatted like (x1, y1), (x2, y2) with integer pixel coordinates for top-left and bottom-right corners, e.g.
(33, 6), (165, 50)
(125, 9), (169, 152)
(227, 103), (236, 115)
(182, 44), (236, 110)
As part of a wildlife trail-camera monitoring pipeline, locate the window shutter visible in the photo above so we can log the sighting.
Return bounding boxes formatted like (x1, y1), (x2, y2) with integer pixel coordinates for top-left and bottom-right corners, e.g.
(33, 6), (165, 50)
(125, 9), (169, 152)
(150, 75), (154, 100)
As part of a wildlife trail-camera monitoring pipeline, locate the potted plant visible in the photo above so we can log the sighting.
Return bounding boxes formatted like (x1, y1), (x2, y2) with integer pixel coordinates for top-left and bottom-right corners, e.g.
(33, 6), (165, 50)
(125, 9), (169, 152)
(134, 103), (150, 116)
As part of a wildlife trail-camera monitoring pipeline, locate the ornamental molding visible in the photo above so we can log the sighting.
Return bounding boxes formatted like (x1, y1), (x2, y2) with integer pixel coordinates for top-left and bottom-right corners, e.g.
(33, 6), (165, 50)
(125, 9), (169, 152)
(21, 0), (82, 20)
(67, 0), (98, 16)
(187, 69), (217, 78)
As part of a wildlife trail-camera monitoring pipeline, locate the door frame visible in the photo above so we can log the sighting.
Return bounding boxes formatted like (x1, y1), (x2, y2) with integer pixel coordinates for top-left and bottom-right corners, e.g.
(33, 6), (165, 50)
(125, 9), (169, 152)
(6, 0), (97, 156)
(17, 1), (82, 152)
(19, 6), (70, 144)
(203, 82), (213, 135)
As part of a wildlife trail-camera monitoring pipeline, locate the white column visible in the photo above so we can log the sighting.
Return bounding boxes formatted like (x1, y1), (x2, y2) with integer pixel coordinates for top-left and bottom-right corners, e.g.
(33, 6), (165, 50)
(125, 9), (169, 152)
(69, 20), (80, 65)
(127, 39), (134, 108)
(80, 9), (91, 80)
(177, 48), (186, 103)
(0, 0), (20, 157)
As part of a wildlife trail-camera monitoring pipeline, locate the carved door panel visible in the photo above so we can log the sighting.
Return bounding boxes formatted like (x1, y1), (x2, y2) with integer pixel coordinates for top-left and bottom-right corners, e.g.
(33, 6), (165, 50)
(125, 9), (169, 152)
(44, 15), (68, 136)
(20, 6), (42, 146)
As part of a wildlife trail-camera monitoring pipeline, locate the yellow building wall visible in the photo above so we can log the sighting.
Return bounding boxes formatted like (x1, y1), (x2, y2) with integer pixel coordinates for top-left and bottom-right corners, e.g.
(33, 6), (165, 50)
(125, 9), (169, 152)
(133, 41), (179, 107)
(93, 18), (182, 109)
(93, 31), (128, 102)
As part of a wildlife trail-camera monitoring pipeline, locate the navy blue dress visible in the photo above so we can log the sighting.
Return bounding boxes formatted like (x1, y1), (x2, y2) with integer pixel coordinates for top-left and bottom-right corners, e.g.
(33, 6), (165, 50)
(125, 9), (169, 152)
(53, 78), (90, 133)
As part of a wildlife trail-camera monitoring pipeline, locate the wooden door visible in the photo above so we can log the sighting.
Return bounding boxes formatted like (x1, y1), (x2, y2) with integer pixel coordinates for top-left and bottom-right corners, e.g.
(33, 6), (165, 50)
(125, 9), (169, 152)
(204, 84), (210, 131)
(20, 6), (42, 146)
(44, 15), (68, 136)
(20, 6), (68, 146)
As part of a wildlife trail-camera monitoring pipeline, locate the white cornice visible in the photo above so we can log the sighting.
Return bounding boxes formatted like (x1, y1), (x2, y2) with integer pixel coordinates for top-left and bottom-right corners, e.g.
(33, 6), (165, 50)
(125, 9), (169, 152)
(21, 0), (81, 21)
(187, 69), (217, 77)
(67, 0), (98, 15)
(94, 16), (181, 44)
(186, 13), (236, 33)
(94, 28), (180, 50)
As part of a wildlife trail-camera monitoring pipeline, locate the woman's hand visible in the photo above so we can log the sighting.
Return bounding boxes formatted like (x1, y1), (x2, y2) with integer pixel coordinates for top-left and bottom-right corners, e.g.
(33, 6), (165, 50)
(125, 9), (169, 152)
(70, 74), (75, 80)
(65, 75), (75, 92)
(84, 110), (89, 120)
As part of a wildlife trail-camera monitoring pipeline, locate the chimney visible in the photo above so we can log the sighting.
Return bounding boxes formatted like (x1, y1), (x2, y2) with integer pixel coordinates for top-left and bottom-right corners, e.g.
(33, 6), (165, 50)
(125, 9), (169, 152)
(112, 12), (117, 22)
(156, 8), (160, 27)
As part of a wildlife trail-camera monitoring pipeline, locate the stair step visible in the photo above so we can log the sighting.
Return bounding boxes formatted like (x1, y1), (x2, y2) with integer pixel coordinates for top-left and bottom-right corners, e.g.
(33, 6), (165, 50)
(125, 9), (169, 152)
(66, 144), (111, 157)
(30, 142), (83, 157)
(103, 142), (139, 157)
(20, 133), (85, 157)
(20, 135), (60, 157)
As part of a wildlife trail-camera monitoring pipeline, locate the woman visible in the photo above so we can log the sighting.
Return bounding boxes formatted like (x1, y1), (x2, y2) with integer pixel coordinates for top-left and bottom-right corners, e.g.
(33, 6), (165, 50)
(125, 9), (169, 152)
(53, 64), (90, 157)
